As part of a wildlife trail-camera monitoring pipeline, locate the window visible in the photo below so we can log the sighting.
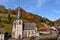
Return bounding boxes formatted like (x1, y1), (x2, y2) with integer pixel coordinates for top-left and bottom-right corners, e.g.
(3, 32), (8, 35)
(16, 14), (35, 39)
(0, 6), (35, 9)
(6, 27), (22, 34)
(19, 22), (21, 24)
(25, 31), (27, 37)
(32, 30), (34, 34)
(28, 31), (30, 35)
(25, 31), (27, 35)
(19, 34), (21, 38)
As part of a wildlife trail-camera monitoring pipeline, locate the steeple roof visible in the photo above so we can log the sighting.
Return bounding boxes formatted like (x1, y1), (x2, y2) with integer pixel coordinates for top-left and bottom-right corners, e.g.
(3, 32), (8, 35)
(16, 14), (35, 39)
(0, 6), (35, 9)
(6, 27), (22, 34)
(17, 7), (21, 20)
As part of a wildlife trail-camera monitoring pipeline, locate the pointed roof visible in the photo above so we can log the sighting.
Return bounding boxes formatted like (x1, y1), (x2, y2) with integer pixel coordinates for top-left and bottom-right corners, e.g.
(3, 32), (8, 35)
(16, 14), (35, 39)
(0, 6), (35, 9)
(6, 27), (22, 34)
(17, 7), (21, 20)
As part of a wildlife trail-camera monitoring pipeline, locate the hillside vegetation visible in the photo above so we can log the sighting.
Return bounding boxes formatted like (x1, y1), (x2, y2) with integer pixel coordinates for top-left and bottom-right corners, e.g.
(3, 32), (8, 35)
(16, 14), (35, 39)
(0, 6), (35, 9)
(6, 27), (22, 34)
(0, 5), (55, 35)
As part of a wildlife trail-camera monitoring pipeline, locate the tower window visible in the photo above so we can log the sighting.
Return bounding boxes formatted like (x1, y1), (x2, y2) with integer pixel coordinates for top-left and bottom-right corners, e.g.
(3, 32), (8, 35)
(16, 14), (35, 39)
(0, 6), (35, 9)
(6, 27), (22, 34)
(19, 22), (21, 24)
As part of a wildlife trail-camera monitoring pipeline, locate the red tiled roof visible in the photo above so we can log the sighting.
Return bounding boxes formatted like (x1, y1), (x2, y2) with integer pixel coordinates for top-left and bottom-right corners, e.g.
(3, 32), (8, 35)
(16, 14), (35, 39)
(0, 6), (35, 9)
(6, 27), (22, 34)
(39, 27), (50, 31)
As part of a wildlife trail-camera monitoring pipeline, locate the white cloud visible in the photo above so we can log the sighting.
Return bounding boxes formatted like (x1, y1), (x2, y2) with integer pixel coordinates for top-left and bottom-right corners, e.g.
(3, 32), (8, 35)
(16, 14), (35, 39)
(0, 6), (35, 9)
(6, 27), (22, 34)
(37, 0), (47, 7)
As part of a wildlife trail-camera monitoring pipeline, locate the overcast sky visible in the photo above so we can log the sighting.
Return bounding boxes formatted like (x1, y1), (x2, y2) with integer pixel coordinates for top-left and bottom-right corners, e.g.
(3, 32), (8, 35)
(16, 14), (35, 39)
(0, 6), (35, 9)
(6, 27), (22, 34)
(0, 0), (60, 21)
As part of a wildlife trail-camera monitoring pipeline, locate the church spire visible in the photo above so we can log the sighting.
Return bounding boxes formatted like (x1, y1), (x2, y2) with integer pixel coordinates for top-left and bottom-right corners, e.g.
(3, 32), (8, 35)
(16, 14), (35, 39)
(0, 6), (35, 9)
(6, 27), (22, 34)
(17, 7), (21, 19)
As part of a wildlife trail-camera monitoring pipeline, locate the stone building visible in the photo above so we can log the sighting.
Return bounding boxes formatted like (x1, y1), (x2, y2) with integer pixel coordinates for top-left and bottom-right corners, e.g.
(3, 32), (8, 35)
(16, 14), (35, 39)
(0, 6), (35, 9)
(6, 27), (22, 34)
(23, 23), (39, 38)
(12, 7), (39, 39)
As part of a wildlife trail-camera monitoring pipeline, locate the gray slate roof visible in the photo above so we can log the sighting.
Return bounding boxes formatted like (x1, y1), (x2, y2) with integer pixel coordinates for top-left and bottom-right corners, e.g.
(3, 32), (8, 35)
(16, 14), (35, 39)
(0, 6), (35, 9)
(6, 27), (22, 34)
(24, 23), (36, 30)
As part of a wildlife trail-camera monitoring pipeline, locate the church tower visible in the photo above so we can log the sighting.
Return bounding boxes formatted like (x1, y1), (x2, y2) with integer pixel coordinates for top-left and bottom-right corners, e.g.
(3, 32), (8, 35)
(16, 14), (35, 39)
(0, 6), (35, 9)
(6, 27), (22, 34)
(12, 7), (23, 39)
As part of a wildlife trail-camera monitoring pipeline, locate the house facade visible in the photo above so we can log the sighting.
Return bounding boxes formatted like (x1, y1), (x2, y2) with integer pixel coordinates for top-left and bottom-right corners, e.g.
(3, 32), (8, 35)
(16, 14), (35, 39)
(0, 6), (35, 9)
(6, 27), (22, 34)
(12, 7), (39, 39)
(0, 28), (5, 40)
(39, 27), (50, 34)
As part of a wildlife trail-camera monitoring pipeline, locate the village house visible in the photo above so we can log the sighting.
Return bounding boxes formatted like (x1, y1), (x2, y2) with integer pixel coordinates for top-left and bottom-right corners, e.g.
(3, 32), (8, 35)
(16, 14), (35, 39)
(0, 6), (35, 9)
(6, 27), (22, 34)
(39, 27), (50, 34)
(12, 7), (39, 39)
(57, 26), (60, 35)
(50, 26), (57, 38)
(0, 28), (5, 40)
(50, 26), (57, 33)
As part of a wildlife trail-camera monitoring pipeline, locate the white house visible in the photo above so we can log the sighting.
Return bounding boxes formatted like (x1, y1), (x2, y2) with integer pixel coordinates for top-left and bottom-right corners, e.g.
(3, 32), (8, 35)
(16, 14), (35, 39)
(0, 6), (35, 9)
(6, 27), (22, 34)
(0, 28), (5, 40)
(39, 27), (50, 34)
(50, 26), (57, 31)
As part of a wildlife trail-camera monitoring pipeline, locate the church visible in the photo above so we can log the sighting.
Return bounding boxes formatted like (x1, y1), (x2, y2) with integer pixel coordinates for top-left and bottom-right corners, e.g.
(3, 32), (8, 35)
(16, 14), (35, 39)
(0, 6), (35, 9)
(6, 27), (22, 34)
(12, 7), (39, 39)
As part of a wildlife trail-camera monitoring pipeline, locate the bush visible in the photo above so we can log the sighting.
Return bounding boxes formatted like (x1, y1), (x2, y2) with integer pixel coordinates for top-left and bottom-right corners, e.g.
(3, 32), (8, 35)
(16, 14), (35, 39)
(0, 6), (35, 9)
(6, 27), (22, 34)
(29, 36), (35, 40)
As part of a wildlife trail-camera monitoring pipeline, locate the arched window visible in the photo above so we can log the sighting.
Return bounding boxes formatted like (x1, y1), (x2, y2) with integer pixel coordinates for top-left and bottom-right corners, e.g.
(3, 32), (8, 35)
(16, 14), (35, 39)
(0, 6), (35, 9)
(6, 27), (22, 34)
(19, 34), (21, 39)
(28, 31), (30, 35)
(19, 22), (21, 24)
